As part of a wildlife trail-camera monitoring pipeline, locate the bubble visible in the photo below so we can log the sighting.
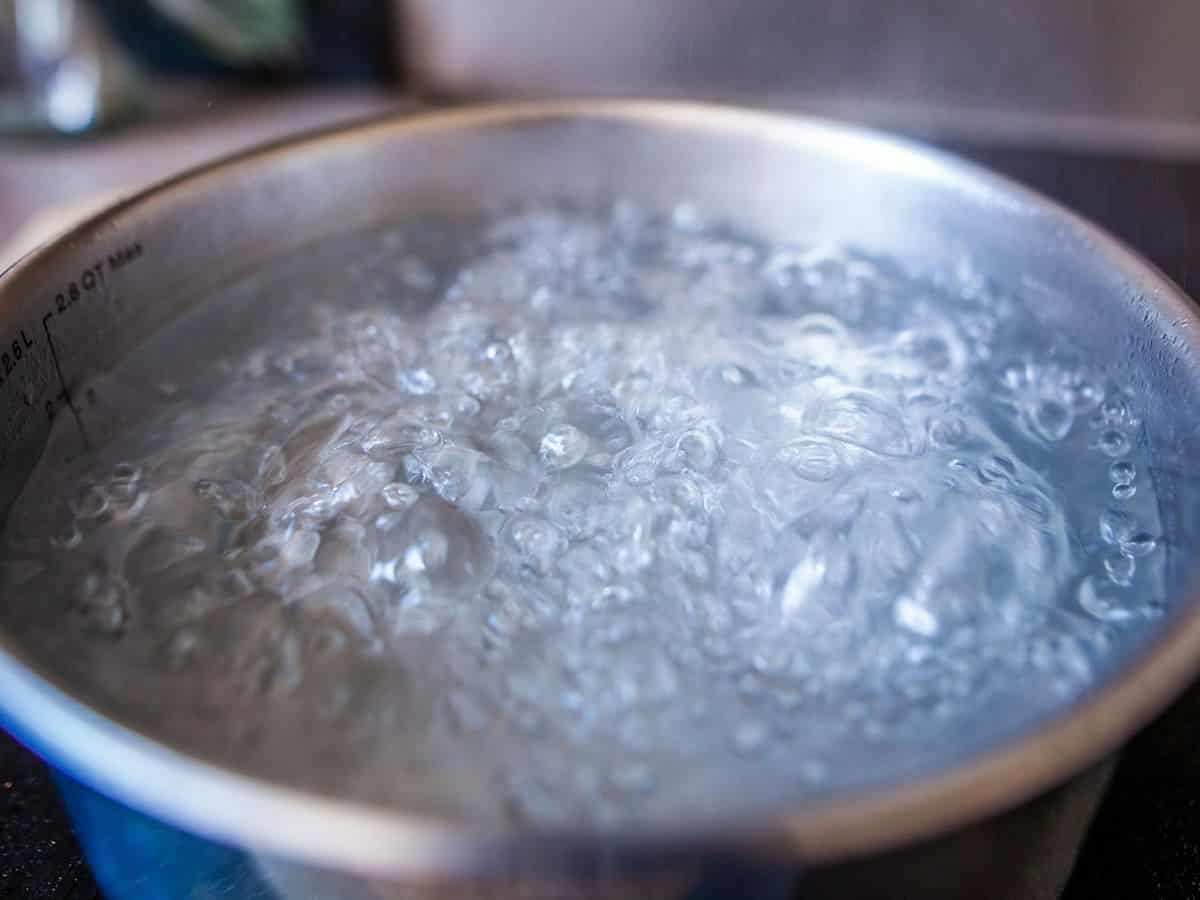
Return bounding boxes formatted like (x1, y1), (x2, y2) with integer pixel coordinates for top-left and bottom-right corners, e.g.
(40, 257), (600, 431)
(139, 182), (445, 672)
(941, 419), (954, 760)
(720, 365), (757, 387)
(1099, 509), (1137, 545)
(1101, 395), (1129, 423)
(777, 439), (840, 482)
(977, 454), (1016, 487)
(1103, 551), (1136, 586)
(504, 515), (567, 575)
(1120, 532), (1158, 558)
(1108, 461), (1136, 485)
(374, 497), (492, 594)
(894, 598), (940, 637)
(69, 484), (110, 520)
(1060, 377), (1104, 414)
(805, 390), (912, 458)
(1031, 399), (1073, 442)
(672, 427), (721, 473)
(75, 570), (129, 636)
(193, 478), (254, 520)
(928, 416), (967, 448)
(424, 446), (492, 510)
(1112, 482), (1136, 501)
(539, 424), (589, 470)
(257, 445), (287, 488)
(382, 482), (419, 510)
(1094, 429), (1131, 458)
(398, 367), (438, 394)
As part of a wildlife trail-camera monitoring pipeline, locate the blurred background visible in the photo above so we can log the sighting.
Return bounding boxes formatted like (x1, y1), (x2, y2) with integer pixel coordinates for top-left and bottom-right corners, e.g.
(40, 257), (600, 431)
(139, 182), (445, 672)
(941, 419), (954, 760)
(2, 2), (1200, 898)
(6, 0), (1200, 255)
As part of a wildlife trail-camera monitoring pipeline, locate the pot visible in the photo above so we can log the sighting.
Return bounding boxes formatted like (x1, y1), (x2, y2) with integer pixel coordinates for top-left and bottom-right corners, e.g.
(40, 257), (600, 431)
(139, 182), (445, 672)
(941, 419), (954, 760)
(2, 102), (1200, 899)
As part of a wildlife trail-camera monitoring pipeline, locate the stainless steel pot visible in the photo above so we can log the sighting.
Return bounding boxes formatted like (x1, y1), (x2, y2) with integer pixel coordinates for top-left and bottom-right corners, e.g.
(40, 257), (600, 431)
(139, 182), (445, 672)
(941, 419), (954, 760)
(2, 101), (1200, 899)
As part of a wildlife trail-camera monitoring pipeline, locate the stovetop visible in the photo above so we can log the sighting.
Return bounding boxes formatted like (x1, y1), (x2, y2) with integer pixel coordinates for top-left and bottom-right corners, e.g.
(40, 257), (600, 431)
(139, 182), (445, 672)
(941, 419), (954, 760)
(2, 128), (1200, 899)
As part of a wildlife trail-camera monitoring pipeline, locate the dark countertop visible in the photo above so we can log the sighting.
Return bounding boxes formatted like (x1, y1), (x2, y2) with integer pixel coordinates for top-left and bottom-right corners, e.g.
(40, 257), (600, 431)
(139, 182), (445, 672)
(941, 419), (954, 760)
(1, 122), (1200, 900)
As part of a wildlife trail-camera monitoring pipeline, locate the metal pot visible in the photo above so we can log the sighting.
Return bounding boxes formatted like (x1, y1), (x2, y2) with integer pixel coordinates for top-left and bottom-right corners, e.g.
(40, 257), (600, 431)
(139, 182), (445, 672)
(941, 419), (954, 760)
(2, 102), (1200, 899)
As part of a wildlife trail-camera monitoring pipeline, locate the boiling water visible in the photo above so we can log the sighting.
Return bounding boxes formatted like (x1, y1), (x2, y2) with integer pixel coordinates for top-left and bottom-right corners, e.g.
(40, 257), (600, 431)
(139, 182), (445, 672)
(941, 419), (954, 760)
(0, 205), (1165, 826)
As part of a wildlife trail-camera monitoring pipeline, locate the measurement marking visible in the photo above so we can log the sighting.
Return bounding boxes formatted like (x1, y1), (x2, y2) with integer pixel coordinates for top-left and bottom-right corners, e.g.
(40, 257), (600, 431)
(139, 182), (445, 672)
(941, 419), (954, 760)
(41, 312), (90, 449)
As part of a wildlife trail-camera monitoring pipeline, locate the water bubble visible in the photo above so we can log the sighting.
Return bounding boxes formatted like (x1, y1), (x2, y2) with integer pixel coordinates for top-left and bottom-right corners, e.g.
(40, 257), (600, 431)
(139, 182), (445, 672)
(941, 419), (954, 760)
(777, 439), (840, 482)
(424, 447), (491, 510)
(69, 484), (109, 520)
(1120, 532), (1158, 558)
(504, 515), (567, 576)
(75, 570), (128, 636)
(257, 445), (287, 488)
(1093, 429), (1131, 458)
(1112, 482), (1136, 501)
(382, 482), (419, 510)
(805, 390), (912, 457)
(1099, 509), (1137, 545)
(671, 427), (721, 473)
(1031, 399), (1073, 442)
(375, 497), (492, 594)
(194, 479), (254, 520)
(1077, 576), (1134, 622)
(111, 463), (142, 485)
(398, 367), (438, 395)
(1108, 461), (1136, 485)
(928, 416), (966, 448)
(1101, 394), (1128, 423)
(977, 454), (1016, 487)
(1060, 377), (1104, 414)
(1103, 551), (1136, 586)
(720, 365), (757, 387)
(894, 598), (940, 637)
(539, 424), (589, 470)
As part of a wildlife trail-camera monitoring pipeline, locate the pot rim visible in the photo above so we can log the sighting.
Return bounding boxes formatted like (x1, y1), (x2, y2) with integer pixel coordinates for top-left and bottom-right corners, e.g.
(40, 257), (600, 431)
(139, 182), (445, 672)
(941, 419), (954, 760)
(2, 99), (1200, 877)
